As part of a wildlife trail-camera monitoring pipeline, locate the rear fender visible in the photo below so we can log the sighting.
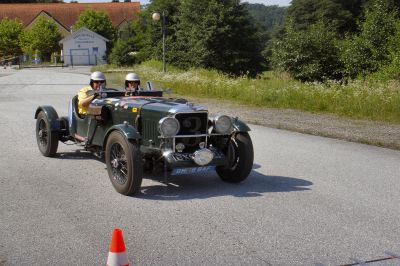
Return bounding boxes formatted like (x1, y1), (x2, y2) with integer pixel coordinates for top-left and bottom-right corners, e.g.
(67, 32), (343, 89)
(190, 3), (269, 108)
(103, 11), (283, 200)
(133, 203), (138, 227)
(34, 106), (60, 131)
(103, 124), (142, 148)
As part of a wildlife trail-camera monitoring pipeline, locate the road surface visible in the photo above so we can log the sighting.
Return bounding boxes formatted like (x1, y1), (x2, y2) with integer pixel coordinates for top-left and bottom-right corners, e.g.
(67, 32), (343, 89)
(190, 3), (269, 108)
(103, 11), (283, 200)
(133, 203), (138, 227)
(0, 68), (399, 265)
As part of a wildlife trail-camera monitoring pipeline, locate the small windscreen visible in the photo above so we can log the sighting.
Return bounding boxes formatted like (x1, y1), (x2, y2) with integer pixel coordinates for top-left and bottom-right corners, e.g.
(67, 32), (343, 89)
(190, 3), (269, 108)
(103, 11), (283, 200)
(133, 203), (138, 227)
(138, 91), (163, 97)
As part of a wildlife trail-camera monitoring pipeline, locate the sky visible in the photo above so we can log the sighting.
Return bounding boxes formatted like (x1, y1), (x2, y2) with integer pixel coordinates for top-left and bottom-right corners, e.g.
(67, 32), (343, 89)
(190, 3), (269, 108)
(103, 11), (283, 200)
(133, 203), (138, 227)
(64, 0), (292, 6)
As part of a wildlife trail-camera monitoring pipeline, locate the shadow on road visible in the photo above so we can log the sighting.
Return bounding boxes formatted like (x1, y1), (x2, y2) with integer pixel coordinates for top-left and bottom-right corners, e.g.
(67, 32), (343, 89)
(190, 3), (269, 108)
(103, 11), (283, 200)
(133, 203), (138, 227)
(51, 153), (312, 199)
(137, 168), (312, 200)
(56, 150), (103, 162)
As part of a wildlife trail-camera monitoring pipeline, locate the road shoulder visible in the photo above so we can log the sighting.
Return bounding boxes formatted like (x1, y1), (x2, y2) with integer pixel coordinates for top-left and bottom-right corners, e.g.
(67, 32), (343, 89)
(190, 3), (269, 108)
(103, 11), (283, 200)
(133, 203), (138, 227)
(181, 95), (400, 150)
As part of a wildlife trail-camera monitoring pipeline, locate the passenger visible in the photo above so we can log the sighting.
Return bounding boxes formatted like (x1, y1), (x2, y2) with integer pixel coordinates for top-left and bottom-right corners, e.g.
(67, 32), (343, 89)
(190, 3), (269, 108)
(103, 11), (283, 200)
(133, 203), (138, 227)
(77, 71), (106, 115)
(124, 73), (141, 96)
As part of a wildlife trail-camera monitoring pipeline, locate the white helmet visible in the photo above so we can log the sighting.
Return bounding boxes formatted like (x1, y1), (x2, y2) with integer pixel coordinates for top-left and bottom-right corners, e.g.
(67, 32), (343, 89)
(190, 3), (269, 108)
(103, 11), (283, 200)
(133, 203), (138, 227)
(90, 71), (106, 87)
(125, 73), (140, 82)
(125, 72), (140, 87)
(90, 71), (106, 81)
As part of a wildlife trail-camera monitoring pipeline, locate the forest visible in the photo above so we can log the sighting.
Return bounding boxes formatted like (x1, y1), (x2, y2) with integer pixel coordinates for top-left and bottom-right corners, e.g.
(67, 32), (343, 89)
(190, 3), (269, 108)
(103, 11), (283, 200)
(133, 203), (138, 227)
(104, 0), (400, 123)
(105, 0), (400, 83)
(3, 0), (399, 83)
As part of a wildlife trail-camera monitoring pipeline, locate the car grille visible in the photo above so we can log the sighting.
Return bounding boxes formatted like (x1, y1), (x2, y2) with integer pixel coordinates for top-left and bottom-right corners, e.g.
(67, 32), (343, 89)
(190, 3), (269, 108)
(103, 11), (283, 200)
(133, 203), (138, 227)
(175, 112), (208, 135)
(141, 112), (209, 152)
(173, 112), (208, 153)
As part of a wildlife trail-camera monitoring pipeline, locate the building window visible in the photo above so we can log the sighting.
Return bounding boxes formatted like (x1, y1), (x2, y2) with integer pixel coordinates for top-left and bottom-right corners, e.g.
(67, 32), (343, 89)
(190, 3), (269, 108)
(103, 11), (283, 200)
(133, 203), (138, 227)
(93, 47), (98, 53)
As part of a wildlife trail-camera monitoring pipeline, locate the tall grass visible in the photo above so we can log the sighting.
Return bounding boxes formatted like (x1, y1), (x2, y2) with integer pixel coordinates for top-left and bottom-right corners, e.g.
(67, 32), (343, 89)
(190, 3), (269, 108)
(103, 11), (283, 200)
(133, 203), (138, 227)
(93, 60), (400, 123)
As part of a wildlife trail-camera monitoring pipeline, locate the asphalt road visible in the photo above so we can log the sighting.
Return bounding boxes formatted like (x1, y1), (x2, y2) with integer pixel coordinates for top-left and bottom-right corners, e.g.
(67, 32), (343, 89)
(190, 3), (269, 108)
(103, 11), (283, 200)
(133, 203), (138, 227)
(0, 68), (399, 266)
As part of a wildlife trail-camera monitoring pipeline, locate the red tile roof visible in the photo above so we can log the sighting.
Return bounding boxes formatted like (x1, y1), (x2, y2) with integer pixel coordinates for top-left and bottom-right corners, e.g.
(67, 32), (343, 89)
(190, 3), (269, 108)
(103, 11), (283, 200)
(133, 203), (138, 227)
(0, 2), (140, 29)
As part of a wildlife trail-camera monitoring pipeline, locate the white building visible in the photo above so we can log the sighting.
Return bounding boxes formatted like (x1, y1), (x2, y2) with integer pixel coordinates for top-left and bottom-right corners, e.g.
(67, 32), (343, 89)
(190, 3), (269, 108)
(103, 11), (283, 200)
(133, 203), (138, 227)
(59, 27), (109, 66)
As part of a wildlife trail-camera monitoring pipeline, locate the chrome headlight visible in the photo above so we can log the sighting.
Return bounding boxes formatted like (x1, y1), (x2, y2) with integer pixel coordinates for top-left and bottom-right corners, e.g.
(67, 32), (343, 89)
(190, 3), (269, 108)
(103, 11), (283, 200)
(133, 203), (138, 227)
(214, 115), (232, 134)
(192, 149), (214, 166)
(158, 117), (180, 137)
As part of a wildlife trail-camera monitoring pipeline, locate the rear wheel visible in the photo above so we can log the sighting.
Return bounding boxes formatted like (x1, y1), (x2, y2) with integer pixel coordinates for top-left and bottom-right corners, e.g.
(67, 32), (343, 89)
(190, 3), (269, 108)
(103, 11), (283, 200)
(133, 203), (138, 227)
(216, 132), (253, 183)
(36, 111), (59, 157)
(105, 131), (143, 195)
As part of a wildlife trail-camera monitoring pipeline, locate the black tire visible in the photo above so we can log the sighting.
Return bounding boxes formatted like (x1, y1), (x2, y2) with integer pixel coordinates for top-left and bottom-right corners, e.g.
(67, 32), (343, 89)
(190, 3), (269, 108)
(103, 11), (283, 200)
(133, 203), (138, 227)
(216, 132), (254, 183)
(105, 131), (143, 195)
(36, 111), (59, 157)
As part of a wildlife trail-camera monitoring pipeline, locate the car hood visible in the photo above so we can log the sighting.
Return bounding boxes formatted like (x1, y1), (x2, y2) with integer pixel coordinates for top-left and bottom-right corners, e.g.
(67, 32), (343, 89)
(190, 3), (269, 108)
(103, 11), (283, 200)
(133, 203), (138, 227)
(99, 96), (207, 115)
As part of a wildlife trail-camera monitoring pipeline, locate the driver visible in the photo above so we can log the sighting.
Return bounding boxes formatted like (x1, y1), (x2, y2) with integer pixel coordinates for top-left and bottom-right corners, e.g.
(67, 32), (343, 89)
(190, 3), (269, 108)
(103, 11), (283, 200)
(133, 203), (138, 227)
(77, 71), (106, 115)
(124, 73), (141, 96)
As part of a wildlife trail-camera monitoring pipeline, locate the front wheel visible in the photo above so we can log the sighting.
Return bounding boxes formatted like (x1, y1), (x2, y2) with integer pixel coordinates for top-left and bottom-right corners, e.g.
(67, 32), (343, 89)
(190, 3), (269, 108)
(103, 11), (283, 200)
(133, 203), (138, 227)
(105, 131), (143, 195)
(36, 111), (59, 157)
(216, 132), (254, 183)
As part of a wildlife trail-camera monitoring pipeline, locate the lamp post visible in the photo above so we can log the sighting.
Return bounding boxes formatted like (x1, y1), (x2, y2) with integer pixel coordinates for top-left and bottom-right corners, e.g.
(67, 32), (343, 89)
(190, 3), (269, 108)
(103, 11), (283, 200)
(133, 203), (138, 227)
(152, 11), (166, 72)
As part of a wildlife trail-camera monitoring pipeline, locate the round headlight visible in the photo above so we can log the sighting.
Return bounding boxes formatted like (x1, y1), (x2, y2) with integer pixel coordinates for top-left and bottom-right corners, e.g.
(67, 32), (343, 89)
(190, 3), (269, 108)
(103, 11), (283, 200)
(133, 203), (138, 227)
(193, 149), (214, 166)
(214, 115), (232, 134)
(158, 117), (180, 137)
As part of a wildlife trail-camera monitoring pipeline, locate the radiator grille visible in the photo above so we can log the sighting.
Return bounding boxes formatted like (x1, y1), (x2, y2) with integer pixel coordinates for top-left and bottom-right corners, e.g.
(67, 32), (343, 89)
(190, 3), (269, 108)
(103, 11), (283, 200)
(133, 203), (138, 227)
(142, 119), (158, 141)
(174, 112), (208, 153)
(175, 112), (208, 135)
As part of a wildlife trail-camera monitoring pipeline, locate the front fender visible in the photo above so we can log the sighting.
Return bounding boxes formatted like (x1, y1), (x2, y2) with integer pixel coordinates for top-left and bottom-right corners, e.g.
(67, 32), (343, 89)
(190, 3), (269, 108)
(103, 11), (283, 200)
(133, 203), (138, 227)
(232, 118), (251, 132)
(34, 106), (60, 131)
(103, 124), (142, 147)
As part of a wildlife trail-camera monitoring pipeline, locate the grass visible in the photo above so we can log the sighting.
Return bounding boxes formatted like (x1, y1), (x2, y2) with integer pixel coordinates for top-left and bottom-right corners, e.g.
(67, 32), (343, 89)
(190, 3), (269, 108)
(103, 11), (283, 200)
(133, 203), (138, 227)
(93, 60), (400, 124)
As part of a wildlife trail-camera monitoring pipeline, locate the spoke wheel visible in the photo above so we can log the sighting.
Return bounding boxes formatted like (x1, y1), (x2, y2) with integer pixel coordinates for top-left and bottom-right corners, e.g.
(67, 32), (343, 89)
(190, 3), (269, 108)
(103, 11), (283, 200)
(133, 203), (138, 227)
(109, 142), (128, 185)
(36, 111), (58, 157)
(216, 132), (254, 183)
(105, 131), (142, 195)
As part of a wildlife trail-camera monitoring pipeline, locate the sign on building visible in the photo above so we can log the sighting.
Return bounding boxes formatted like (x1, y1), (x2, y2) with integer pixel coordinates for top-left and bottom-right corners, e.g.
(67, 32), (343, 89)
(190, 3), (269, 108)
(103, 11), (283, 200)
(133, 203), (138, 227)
(59, 27), (109, 66)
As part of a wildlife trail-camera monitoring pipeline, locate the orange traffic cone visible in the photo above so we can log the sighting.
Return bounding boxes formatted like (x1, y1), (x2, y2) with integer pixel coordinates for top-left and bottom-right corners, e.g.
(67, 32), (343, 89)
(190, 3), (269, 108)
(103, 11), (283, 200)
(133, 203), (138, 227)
(106, 228), (130, 266)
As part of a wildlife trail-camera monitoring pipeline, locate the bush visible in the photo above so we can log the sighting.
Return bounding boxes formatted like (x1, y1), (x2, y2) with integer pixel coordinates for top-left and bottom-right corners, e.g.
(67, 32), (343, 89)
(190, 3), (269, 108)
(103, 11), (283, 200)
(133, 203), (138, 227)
(108, 39), (136, 66)
(339, 0), (397, 79)
(272, 21), (343, 82)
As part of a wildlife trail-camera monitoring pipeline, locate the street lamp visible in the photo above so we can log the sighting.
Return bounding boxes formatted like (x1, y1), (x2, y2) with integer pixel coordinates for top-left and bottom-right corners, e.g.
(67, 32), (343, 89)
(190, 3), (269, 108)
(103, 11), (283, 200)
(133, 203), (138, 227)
(152, 11), (166, 72)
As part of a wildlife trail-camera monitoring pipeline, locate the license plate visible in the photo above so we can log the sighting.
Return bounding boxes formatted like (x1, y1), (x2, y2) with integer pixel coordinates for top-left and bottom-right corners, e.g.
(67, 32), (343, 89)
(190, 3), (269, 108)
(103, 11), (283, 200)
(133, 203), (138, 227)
(171, 166), (215, 176)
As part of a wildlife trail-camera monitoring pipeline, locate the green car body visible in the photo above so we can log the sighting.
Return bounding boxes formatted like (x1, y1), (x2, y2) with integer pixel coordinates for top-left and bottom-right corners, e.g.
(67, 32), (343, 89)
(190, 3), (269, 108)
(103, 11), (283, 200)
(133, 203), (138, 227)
(35, 88), (254, 196)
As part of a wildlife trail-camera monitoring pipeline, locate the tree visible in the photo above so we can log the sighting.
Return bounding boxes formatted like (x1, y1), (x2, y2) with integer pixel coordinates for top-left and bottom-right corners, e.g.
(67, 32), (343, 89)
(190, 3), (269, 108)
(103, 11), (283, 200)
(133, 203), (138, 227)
(74, 9), (115, 41)
(286, 0), (367, 35)
(272, 21), (343, 82)
(108, 39), (136, 66)
(171, 0), (265, 76)
(363, 20), (400, 80)
(19, 16), (62, 61)
(244, 4), (287, 69)
(244, 3), (287, 34)
(382, 21), (400, 79)
(0, 17), (24, 57)
(339, 0), (397, 78)
(130, 0), (181, 64)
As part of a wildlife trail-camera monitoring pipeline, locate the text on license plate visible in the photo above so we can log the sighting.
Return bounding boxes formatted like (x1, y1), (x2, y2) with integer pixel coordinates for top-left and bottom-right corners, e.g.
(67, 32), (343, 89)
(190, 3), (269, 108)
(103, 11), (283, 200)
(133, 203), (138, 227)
(171, 166), (215, 176)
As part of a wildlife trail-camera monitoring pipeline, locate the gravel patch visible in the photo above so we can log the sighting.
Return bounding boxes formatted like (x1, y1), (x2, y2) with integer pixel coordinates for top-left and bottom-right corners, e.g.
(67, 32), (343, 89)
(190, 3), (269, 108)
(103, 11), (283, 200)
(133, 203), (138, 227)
(182, 96), (400, 150)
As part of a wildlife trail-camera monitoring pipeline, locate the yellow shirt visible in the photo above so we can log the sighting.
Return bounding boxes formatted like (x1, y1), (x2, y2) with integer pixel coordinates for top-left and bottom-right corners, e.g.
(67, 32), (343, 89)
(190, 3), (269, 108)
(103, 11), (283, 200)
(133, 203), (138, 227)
(77, 86), (94, 115)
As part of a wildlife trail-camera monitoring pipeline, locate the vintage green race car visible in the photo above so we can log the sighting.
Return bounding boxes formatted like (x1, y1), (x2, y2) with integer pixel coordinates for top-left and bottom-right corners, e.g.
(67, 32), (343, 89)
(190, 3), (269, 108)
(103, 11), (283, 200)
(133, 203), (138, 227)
(35, 86), (254, 196)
